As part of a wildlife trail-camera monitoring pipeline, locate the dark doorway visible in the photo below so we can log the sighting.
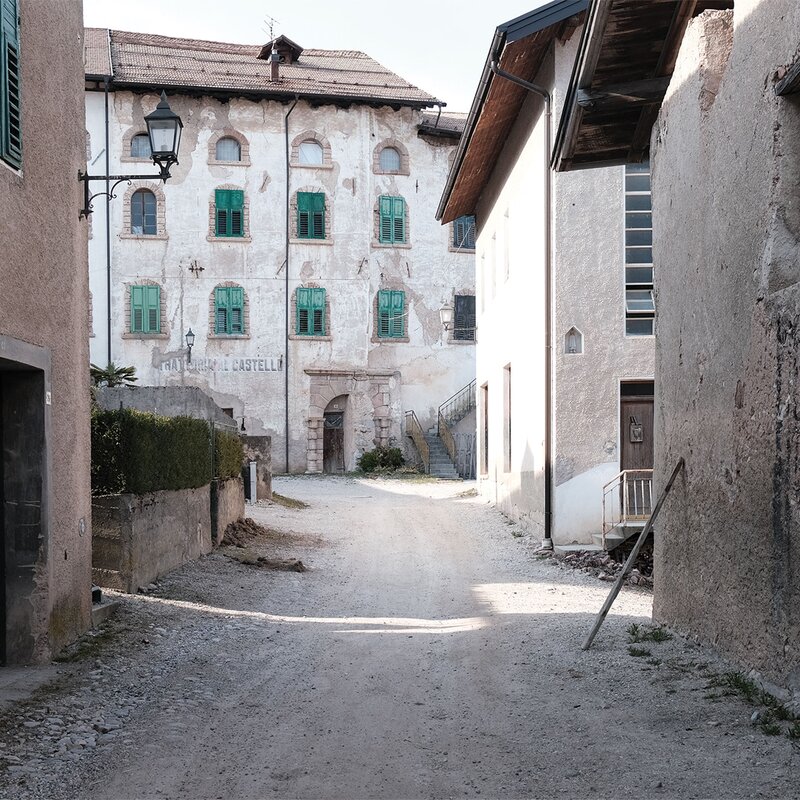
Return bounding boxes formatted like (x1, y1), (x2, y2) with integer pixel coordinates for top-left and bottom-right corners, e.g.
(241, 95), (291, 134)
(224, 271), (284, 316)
(0, 366), (46, 665)
(323, 412), (344, 474)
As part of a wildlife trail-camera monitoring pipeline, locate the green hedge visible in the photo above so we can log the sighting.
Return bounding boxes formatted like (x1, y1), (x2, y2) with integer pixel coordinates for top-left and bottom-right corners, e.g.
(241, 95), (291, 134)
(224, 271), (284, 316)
(215, 429), (244, 479)
(92, 408), (217, 495)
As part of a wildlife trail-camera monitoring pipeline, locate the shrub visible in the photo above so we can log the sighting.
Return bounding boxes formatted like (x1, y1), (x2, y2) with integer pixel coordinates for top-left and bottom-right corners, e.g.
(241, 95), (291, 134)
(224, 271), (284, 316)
(215, 429), (244, 479)
(91, 408), (212, 494)
(357, 446), (405, 473)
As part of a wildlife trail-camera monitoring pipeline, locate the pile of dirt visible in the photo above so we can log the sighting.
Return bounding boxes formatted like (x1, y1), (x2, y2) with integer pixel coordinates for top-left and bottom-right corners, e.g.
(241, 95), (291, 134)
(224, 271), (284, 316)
(222, 517), (269, 548)
(223, 548), (306, 572)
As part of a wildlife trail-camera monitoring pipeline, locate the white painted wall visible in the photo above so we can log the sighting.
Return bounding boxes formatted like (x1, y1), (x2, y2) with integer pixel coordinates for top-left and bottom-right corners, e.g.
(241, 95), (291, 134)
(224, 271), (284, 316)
(474, 32), (656, 545)
(85, 90), (475, 473)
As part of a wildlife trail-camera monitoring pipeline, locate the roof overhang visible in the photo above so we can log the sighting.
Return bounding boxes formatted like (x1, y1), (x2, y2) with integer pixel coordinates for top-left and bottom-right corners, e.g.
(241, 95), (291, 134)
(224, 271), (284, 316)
(437, 0), (587, 223)
(552, 0), (734, 172)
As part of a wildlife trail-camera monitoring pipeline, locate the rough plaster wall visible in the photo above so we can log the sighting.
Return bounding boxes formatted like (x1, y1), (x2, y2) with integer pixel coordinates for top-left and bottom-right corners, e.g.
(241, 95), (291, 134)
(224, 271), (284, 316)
(652, 4), (800, 693)
(0, 0), (92, 660)
(86, 94), (474, 473)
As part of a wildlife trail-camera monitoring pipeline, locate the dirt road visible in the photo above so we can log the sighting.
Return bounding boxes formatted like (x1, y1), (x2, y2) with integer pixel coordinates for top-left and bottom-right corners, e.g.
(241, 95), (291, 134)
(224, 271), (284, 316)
(2, 476), (798, 799)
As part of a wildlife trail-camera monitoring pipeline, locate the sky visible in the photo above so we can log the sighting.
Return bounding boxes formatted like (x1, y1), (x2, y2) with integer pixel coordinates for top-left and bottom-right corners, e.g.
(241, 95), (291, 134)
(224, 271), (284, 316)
(82, 0), (547, 112)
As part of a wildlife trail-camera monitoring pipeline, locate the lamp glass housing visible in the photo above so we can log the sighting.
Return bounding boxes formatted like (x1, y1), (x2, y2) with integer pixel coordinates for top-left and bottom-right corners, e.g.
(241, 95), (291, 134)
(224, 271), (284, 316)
(439, 303), (454, 331)
(144, 92), (183, 167)
(185, 328), (195, 348)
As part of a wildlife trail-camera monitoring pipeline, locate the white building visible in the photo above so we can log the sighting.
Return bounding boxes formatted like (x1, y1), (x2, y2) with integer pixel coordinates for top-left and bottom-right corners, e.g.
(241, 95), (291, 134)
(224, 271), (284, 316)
(437, 1), (655, 547)
(84, 30), (475, 474)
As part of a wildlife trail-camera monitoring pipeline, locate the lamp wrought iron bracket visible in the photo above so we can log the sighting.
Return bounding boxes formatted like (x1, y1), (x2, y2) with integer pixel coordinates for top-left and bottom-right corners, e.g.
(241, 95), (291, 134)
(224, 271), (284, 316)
(78, 163), (173, 219)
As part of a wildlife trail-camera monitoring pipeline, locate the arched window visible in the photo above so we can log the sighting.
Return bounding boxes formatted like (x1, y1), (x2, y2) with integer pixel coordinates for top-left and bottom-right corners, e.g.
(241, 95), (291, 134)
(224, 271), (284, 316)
(131, 189), (157, 235)
(215, 136), (241, 162)
(298, 140), (323, 166)
(565, 326), (583, 355)
(130, 133), (151, 159)
(379, 146), (401, 172)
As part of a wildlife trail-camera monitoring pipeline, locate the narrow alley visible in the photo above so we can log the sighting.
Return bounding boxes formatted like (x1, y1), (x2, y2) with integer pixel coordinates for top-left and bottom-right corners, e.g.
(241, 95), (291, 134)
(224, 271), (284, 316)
(1, 477), (797, 800)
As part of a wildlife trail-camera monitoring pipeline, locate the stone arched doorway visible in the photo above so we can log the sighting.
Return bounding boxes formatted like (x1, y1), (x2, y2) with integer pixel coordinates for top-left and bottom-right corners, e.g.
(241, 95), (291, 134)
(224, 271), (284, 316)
(323, 395), (348, 474)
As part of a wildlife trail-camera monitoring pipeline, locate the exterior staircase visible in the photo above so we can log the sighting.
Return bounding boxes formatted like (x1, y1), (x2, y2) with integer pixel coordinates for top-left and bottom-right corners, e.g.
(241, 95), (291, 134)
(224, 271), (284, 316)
(596, 469), (653, 550)
(424, 430), (460, 479)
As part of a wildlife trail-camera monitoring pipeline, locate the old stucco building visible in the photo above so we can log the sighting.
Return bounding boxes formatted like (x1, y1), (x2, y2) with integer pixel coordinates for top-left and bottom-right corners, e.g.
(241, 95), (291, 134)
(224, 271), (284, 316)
(0, 0), (92, 663)
(438, 0), (655, 548)
(555, 0), (798, 697)
(84, 30), (475, 474)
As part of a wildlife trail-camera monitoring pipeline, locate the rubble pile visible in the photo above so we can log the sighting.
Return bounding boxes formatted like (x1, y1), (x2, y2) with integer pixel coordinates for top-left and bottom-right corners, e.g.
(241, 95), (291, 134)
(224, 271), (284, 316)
(221, 517), (269, 547)
(547, 549), (654, 589)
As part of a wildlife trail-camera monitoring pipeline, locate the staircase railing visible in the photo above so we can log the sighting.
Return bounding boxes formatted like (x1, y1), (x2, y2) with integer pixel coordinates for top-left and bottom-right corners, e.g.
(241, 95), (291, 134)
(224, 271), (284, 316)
(437, 379), (476, 433)
(404, 410), (429, 473)
(438, 410), (457, 466)
(601, 469), (654, 549)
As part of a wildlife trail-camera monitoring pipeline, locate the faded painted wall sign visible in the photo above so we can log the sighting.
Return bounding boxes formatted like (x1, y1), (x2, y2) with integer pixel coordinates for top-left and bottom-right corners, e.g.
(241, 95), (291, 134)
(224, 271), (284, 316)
(160, 357), (282, 373)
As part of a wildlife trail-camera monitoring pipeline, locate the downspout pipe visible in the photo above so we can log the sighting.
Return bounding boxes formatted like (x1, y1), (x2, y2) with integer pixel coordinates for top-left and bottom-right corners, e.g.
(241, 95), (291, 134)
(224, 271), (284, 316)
(284, 96), (299, 474)
(104, 75), (112, 365)
(489, 61), (554, 550)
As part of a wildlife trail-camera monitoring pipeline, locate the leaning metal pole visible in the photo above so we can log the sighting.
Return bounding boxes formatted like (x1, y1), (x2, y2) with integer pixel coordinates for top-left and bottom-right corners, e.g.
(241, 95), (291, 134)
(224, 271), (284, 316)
(582, 457), (685, 651)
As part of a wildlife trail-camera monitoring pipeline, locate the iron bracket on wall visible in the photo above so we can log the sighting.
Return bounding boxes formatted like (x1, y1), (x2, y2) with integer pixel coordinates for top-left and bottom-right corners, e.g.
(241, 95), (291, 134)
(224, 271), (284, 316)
(78, 165), (171, 219)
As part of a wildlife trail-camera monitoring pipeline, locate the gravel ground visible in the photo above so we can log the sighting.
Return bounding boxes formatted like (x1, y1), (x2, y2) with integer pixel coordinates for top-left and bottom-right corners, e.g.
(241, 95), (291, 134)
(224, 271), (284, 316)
(0, 475), (797, 800)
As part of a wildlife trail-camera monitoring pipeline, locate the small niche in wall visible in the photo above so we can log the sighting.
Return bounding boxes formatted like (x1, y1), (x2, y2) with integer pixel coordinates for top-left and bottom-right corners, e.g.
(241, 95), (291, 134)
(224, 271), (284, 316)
(565, 326), (583, 355)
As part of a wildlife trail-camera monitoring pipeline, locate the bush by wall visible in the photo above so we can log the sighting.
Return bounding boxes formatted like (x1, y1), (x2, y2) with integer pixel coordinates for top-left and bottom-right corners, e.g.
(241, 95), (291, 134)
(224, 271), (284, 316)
(357, 446), (405, 473)
(92, 408), (214, 495)
(215, 429), (244, 479)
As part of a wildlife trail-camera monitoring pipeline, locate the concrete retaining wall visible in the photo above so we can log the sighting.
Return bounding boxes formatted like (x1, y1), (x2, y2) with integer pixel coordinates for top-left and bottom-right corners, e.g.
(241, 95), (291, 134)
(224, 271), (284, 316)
(92, 486), (212, 592)
(242, 435), (272, 499)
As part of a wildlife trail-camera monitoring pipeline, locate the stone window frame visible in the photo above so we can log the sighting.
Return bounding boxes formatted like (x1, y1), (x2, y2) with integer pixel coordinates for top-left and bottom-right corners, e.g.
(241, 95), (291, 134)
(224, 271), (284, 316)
(207, 184), (252, 242)
(121, 279), (169, 340)
(207, 281), (251, 340)
(289, 187), (334, 245)
(373, 138), (410, 176)
(289, 283), (333, 342)
(120, 127), (152, 164)
(371, 285), (410, 344)
(290, 130), (333, 170)
(207, 128), (251, 166)
(372, 194), (411, 250)
(120, 182), (168, 240)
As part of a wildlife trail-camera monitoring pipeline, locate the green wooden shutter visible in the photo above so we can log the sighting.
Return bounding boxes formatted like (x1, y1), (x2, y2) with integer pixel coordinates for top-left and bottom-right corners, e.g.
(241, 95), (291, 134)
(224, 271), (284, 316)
(297, 192), (311, 238)
(312, 287), (325, 334)
(379, 196), (393, 243)
(392, 198), (405, 243)
(145, 285), (160, 333)
(377, 290), (391, 337)
(1, 0), (20, 168)
(296, 287), (310, 333)
(311, 192), (325, 239)
(130, 285), (144, 332)
(215, 287), (228, 333)
(230, 286), (244, 332)
(215, 190), (229, 236)
(230, 190), (244, 236)
(390, 290), (405, 337)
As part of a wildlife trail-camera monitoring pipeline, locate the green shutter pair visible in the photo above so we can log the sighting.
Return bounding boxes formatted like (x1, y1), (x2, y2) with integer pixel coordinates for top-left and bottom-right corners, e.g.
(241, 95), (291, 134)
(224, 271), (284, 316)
(130, 285), (160, 334)
(378, 196), (406, 244)
(378, 290), (405, 338)
(453, 215), (475, 249)
(1, 0), (21, 168)
(297, 192), (325, 239)
(215, 286), (245, 334)
(215, 189), (244, 237)
(296, 287), (326, 335)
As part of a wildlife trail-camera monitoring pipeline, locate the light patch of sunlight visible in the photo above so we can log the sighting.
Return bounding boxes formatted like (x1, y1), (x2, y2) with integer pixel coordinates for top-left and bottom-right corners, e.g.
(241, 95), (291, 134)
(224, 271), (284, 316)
(133, 593), (486, 633)
(472, 582), (652, 617)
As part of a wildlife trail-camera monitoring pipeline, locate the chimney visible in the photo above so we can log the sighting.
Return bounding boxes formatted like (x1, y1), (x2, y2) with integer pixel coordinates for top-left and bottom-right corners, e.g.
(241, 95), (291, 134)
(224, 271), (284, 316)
(270, 49), (280, 82)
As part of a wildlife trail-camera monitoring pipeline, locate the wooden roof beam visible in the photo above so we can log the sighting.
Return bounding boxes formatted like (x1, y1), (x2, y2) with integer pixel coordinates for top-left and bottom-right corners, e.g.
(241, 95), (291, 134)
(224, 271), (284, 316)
(577, 76), (671, 112)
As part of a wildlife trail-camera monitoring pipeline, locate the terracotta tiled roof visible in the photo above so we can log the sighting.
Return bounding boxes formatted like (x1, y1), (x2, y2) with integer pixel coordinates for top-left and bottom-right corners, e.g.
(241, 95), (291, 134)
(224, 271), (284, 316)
(84, 27), (111, 77)
(85, 28), (441, 108)
(420, 110), (467, 135)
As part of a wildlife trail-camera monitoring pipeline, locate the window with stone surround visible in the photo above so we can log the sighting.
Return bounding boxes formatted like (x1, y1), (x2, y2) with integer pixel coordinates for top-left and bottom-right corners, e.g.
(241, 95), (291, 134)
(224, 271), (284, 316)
(121, 127), (152, 163)
(120, 183), (167, 240)
(373, 139), (409, 175)
(209, 283), (250, 338)
(208, 186), (250, 241)
(290, 188), (333, 244)
(296, 288), (326, 335)
(208, 129), (250, 166)
(453, 294), (476, 342)
(123, 280), (168, 338)
(376, 289), (406, 340)
(375, 196), (408, 246)
(290, 131), (333, 169)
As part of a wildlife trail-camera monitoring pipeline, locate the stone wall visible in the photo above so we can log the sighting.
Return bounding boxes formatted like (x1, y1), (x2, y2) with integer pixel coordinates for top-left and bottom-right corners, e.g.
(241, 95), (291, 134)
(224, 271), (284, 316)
(652, 4), (800, 695)
(92, 486), (212, 592)
(212, 477), (245, 544)
(96, 385), (238, 432)
(241, 435), (272, 498)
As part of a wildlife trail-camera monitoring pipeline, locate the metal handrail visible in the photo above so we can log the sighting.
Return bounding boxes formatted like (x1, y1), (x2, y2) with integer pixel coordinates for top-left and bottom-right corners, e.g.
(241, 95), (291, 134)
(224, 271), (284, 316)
(437, 379), (476, 434)
(601, 468), (654, 548)
(438, 411), (457, 466)
(404, 410), (430, 473)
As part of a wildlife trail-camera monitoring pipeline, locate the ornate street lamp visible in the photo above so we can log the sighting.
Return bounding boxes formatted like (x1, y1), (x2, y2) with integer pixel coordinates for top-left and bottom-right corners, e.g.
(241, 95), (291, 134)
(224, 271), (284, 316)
(78, 91), (183, 218)
(185, 328), (195, 363)
(439, 302), (454, 332)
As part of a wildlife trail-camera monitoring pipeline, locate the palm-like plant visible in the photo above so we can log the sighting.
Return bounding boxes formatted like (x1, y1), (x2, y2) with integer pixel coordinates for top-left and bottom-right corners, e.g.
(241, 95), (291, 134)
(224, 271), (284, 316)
(90, 362), (138, 388)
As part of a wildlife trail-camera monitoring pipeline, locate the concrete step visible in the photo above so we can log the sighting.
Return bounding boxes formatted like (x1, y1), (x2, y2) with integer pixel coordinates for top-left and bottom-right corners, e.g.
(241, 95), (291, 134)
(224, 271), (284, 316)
(91, 599), (120, 627)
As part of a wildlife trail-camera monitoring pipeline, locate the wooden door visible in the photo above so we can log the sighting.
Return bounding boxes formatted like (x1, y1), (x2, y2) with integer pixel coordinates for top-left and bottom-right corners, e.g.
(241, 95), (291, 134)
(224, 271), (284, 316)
(620, 395), (654, 471)
(323, 412), (344, 474)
